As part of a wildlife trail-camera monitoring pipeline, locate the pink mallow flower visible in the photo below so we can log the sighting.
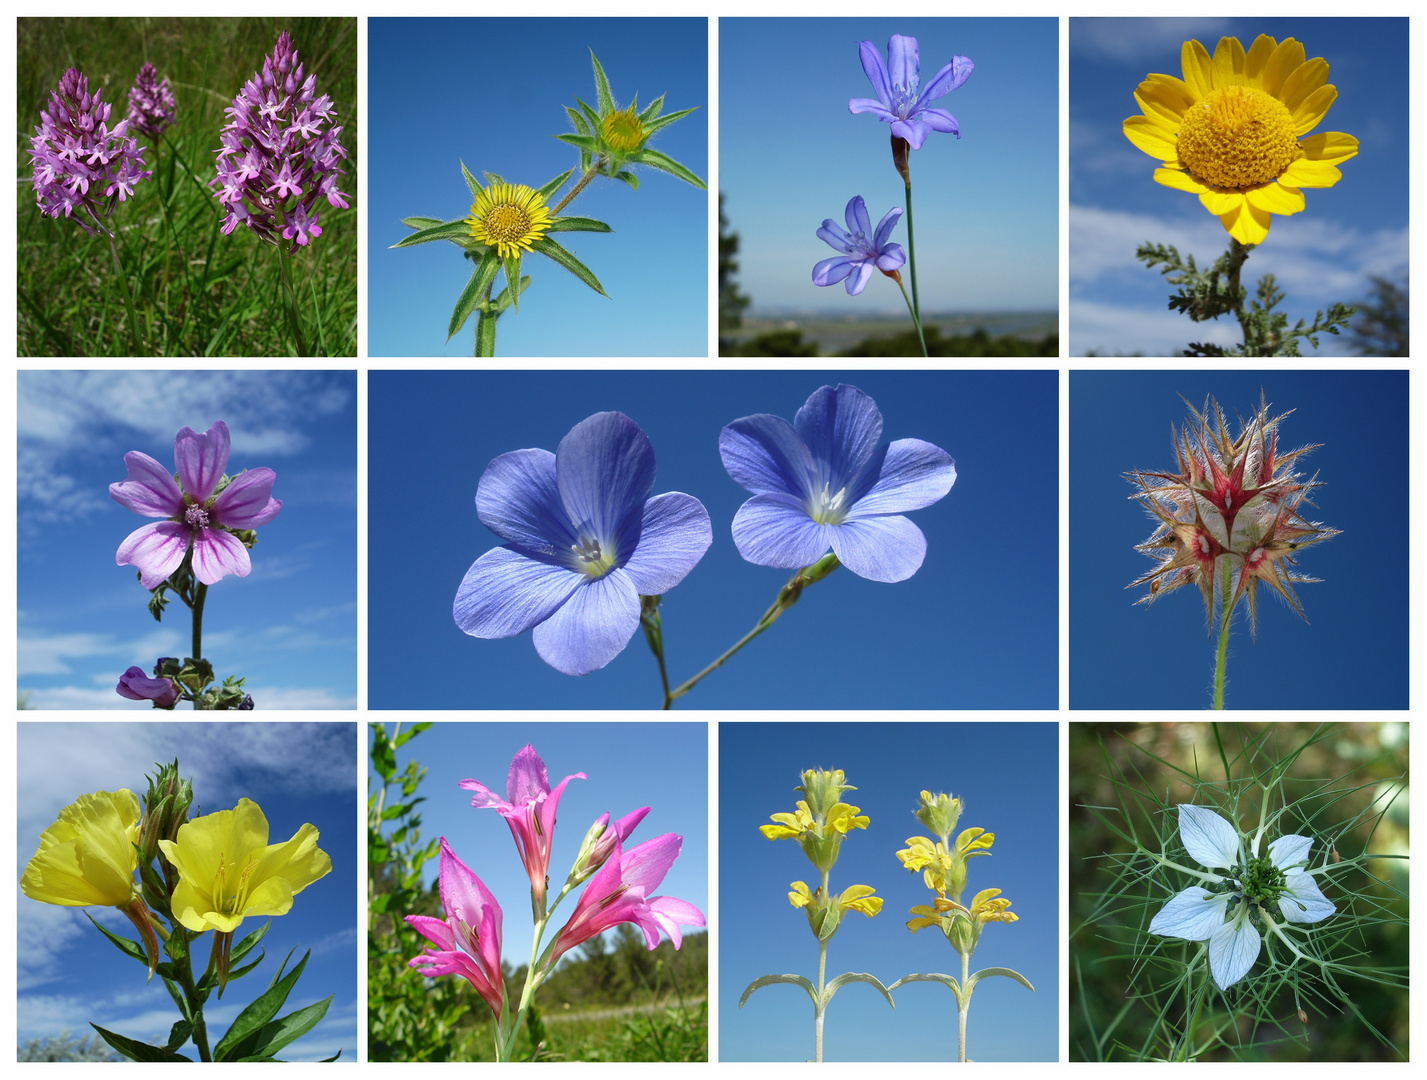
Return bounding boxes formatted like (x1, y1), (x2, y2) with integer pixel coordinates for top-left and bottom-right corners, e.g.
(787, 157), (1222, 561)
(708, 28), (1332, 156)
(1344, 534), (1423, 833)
(405, 838), (505, 1021)
(547, 833), (705, 965)
(459, 745), (584, 909)
(109, 420), (281, 589)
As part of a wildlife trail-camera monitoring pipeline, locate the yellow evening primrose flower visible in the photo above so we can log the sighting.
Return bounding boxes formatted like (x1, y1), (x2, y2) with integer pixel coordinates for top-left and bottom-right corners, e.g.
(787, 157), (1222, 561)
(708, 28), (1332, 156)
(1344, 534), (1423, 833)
(465, 182), (553, 259)
(1123, 35), (1358, 245)
(158, 797), (331, 935)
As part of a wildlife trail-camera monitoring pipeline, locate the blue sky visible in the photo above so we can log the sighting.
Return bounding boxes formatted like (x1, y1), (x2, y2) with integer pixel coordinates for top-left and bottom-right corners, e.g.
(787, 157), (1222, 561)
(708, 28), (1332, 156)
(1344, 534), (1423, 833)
(367, 370), (1057, 711)
(17, 722), (357, 1062)
(721, 18), (1057, 316)
(720, 722), (1057, 1062)
(1071, 370), (1408, 710)
(17, 370), (357, 710)
(369, 722), (707, 968)
(1070, 17), (1409, 356)
(367, 18), (708, 357)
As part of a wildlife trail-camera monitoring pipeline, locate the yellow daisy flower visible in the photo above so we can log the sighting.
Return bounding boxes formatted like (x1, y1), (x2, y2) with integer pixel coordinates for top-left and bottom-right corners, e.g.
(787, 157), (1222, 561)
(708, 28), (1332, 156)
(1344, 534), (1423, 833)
(599, 105), (649, 153)
(1123, 35), (1358, 245)
(465, 182), (553, 259)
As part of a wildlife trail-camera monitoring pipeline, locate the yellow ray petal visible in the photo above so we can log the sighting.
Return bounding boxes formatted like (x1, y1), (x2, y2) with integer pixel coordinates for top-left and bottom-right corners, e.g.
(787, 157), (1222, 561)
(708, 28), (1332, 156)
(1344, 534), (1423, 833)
(1180, 39), (1214, 100)
(1211, 36), (1247, 88)
(1262, 38), (1306, 99)
(1291, 85), (1337, 136)
(1124, 116), (1179, 163)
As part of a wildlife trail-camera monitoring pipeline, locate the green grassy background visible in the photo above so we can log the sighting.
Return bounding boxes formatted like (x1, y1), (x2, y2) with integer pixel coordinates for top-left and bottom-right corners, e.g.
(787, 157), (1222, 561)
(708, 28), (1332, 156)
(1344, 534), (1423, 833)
(17, 17), (357, 356)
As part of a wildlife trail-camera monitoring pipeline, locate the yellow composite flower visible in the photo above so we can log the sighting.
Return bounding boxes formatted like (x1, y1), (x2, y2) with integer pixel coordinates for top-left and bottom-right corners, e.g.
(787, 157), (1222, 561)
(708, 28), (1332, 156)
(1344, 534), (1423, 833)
(21, 789), (142, 908)
(600, 105), (649, 153)
(1123, 35), (1358, 245)
(158, 797), (331, 935)
(465, 182), (554, 259)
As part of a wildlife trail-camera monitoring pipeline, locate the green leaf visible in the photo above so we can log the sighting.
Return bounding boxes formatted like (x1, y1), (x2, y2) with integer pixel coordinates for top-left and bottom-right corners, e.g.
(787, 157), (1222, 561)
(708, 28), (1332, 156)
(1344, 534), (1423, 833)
(887, 971), (965, 1009)
(475, 311), (497, 357)
(576, 97), (603, 133)
(565, 105), (591, 136)
(230, 920), (271, 966)
(460, 160), (482, 198)
(502, 250), (523, 312)
(400, 216), (445, 229)
(236, 995), (334, 1060)
(90, 1023), (191, 1062)
(164, 1020), (193, 1053)
(212, 949), (310, 1061)
(447, 251), (501, 340)
(393, 722), (432, 748)
(546, 216), (613, 234)
(493, 276), (532, 315)
(483, 171), (507, 189)
(390, 219), (469, 248)
(613, 170), (639, 191)
(529, 237), (607, 297)
(643, 105), (699, 136)
(162, 975), (192, 1023)
(590, 50), (615, 114)
(823, 971), (895, 1008)
(554, 133), (599, 153)
(638, 93), (665, 123)
(965, 965), (1035, 996)
(85, 910), (145, 966)
(535, 168), (575, 203)
(319, 1050), (343, 1062)
(738, 973), (818, 1008)
(627, 148), (707, 190)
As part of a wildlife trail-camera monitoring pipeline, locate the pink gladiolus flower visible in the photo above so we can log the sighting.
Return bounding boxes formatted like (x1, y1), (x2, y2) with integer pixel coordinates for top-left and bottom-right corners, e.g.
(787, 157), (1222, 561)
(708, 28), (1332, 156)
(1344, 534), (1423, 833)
(459, 745), (584, 908)
(547, 833), (706, 964)
(405, 838), (506, 1020)
(109, 421), (281, 589)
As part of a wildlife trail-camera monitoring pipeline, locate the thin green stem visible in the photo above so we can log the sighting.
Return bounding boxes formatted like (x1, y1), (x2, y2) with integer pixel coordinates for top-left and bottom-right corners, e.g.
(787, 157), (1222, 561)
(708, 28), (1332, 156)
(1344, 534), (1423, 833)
(640, 601), (673, 706)
(815, 867), (830, 1063)
(552, 163), (602, 215)
(894, 277), (928, 357)
(1213, 558), (1232, 710)
(958, 948), (969, 1062)
(1226, 238), (1252, 351)
(275, 244), (311, 356)
(902, 162), (925, 345)
(107, 229), (144, 356)
(171, 928), (212, 1061)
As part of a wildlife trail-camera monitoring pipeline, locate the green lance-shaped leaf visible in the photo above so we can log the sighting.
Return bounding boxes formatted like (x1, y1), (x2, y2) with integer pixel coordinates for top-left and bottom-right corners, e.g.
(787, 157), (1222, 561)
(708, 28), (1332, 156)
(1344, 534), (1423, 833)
(460, 159), (482, 198)
(823, 971), (896, 1008)
(643, 105), (700, 136)
(529, 236), (608, 296)
(390, 219), (468, 248)
(576, 96), (603, 133)
(400, 215), (445, 230)
(535, 168), (576, 202)
(627, 147), (707, 190)
(888, 971), (966, 1010)
(638, 93), (666, 123)
(613, 170), (639, 191)
(546, 216), (613, 234)
(85, 910), (147, 967)
(448, 249), (501, 340)
(554, 132), (599, 154)
(232, 994), (335, 1061)
(393, 721), (433, 748)
(164, 1020), (194, 1053)
(475, 311), (497, 357)
(739, 973), (819, 1009)
(483, 170), (507, 189)
(964, 966), (1035, 996)
(502, 250), (523, 312)
(493, 276), (532, 315)
(90, 1023), (191, 1062)
(212, 948), (311, 1061)
(590, 50), (615, 114)
(565, 105), (591, 136)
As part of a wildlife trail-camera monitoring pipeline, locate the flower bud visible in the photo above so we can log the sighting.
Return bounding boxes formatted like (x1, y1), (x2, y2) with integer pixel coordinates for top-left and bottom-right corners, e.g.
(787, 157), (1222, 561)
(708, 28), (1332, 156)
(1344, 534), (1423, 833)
(915, 790), (963, 844)
(797, 768), (856, 819)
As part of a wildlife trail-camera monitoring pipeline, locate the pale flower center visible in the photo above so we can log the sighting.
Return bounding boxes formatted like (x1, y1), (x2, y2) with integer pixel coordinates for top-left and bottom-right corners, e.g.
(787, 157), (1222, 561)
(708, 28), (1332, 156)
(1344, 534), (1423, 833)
(185, 504), (211, 530)
(808, 482), (851, 525)
(1177, 86), (1300, 189)
(571, 535), (616, 579)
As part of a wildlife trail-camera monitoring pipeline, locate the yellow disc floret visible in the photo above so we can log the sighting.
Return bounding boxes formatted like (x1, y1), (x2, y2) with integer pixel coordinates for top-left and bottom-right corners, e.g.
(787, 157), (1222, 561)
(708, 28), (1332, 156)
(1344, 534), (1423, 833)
(1177, 86), (1300, 190)
(466, 183), (553, 259)
(600, 106), (648, 152)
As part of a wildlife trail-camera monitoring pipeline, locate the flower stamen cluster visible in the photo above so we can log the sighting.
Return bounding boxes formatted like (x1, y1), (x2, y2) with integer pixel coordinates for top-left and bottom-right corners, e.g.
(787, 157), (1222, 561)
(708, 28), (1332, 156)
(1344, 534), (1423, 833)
(212, 31), (349, 250)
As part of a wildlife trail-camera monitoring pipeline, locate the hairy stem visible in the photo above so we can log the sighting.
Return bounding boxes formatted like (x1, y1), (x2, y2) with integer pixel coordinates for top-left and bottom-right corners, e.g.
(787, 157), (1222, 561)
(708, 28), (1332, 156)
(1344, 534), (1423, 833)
(552, 163), (601, 215)
(958, 948), (969, 1062)
(1213, 558), (1231, 709)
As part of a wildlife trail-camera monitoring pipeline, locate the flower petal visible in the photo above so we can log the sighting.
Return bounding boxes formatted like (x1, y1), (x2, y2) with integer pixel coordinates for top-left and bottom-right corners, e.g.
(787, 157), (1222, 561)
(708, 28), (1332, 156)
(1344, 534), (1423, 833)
(890, 117), (933, 151)
(1148, 886), (1230, 941)
(438, 837), (503, 946)
(730, 493), (831, 569)
(530, 570), (640, 675)
(620, 833), (682, 893)
(813, 255), (857, 287)
(109, 451), (184, 518)
(174, 421), (230, 503)
(1278, 57), (1329, 115)
(211, 468), (281, 529)
(116, 520), (190, 589)
(1244, 182), (1304, 217)
(856, 40), (892, 106)
(1291, 84), (1336, 136)
(1211, 36), (1247, 88)
(556, 412), (656, 549)
(915, 55), (974, 105)
(1262, 37), (1306, 99)
(1267, 833), (1313, 871)
(845, 195), (872, 240)
(1220, 200), (1271, 245)
(1243, 35), (1276, 87)
(1208, 912), (1260, 989)
(874, 244), (906, 271)
(1154, 166), (1210, 195)
(847, 98), (897, 121)
(649, 895), (705, 948)
(1180, 39), (1215, 101)
(887, 35), (919, 94)
(720, 414), (819, 500)
(816, 219), (856, 254)
(1299, 130), (1359, 166)
(477, 448), (577, 557)
(1177, 804), (1241, 869)
(619, 492), (712, 595)
(844, 261), (874, 295)
(828, 515), (927, 582)
(191, 527), (251, 584)
(793, 384), (886, 499)
(1125, 117), (1180, 162)
(917, 108), (961, 136)
(1134, 74), (1196, 126)
(1279, 872), (1335, 923)
(505, 745), (550, 805)
(453, 546), (581, 639)
(872, 206), (903, 249)
(848, 438), (956, 516)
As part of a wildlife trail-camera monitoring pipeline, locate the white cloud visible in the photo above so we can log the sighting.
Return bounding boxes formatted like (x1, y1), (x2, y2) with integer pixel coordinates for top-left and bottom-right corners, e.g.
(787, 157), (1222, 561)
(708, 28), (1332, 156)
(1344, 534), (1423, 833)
(1071, 298), (1243, 357)
(1071, 18), (1232, 63)
(249, 687), (358, 710)
(18, 628), (181, 676)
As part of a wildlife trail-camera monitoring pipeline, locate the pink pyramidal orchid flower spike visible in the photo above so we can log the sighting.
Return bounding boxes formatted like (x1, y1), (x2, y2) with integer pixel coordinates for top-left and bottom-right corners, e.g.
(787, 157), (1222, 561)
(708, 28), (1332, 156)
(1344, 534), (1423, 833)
(547, 833), (706, 966)
(405, 838), (506, 1021)
(459, 745), (585, 909)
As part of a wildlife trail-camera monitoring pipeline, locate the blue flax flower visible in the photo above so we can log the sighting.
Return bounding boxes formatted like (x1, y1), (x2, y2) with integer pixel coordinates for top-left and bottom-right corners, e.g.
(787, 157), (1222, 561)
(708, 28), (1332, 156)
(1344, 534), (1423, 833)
(849, 35), (974, 150)
(812, 196), (906, 296)
(719, 385), (956, 583)
(454, 412), (713, 676)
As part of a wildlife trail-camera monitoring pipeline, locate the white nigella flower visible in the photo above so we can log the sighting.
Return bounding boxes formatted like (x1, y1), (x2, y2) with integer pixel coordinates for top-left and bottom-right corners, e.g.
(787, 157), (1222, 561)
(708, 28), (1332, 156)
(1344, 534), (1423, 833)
(1149, 804), (1335, 990)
